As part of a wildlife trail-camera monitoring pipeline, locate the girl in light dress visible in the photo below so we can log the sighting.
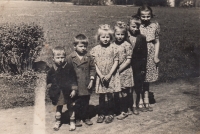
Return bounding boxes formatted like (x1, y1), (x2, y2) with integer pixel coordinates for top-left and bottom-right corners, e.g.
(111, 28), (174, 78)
(90, 24), (121, 124)
(112, 21), (135, 120)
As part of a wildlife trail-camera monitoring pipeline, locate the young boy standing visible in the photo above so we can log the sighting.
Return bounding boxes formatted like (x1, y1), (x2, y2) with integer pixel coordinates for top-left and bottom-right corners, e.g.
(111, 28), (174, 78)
(68, 34), (96, 127)
(127, 17), (148, 114)
(47, 46), (78, 131)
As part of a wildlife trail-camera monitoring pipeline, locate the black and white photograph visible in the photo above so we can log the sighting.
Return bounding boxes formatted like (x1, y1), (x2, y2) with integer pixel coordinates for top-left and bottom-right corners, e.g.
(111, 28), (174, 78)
(0, 0), (199, 133)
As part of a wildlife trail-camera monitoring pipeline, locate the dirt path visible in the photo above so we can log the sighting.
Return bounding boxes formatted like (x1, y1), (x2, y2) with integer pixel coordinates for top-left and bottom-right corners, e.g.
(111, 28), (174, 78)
(0, 77), (199, 134)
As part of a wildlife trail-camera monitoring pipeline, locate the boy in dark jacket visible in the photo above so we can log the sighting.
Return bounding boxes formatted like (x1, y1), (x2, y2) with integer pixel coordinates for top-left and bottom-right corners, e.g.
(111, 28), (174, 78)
(47, 46), (78, 131)
(68, 34), (96, 127)
(127, 17), (148, 114)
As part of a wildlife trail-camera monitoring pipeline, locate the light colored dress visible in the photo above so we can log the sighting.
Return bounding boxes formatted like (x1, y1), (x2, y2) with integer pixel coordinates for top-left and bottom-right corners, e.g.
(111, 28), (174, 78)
(140, 22), (160, 82)
(114, 41), (134, 88)
(90, 43), (121, 93)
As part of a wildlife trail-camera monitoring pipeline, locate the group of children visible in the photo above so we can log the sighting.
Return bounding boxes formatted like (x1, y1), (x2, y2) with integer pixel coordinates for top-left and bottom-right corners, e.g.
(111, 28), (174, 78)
(46, 5), (160, 131)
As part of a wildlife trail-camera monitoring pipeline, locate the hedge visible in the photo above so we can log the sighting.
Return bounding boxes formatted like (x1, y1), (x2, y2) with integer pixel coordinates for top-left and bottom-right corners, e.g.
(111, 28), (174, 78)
(0, 23), (44, 75)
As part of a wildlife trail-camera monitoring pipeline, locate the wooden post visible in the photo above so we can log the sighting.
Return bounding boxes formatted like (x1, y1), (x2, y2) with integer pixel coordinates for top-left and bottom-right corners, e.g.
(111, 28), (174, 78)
(33, 73), (46, 134)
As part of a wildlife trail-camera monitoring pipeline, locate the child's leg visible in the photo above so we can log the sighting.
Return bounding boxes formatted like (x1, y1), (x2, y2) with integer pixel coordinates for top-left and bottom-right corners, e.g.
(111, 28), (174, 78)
(127, 87), (133, 114)
(113, 92), (120, 115)
(97, 94), (106, 123)
(105, 93), (114, 123)
(117, 89), (128, 120)
(53, 105), (63, 131)
(143, 82), (153, 111)
(74, 96), (82, 127)
(67, 103), (76, 131)
(134, 72), (147, 112)
(82, 95), (93, 125)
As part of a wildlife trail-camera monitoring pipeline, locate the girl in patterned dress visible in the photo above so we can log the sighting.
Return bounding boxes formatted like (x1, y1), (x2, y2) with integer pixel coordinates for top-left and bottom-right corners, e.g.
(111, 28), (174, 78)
(134, 5), (160, 111)
(90, 24), (121, 124)
(112, 21), (134, 120)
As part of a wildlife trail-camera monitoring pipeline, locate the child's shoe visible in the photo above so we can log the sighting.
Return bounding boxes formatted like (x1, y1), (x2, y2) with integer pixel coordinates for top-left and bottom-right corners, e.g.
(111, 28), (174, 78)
(105, 115), (114, 124)
(75, 119), (82, 127)
(127, 108), (133, 115)
(84, 119), (93, 126)
(116, 112), (128, 120)
(53, 121), (61, 131)
(138, 104), (148, 112)
(97, 115), (105, 123)
(133, 107), (139, 115)
(69, 120), (76, 131)
(145, 103), (153, 112)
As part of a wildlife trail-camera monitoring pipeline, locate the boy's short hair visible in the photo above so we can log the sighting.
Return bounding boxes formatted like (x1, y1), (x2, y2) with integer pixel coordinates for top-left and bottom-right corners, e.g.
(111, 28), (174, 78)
(128, 17), (141, 27)
(52, 46), (66, 57)
(74, 34), (88, 46)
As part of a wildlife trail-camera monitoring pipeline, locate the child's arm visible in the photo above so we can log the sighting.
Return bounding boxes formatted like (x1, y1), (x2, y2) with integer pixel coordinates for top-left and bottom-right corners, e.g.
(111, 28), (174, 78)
(104, 60), (119, 82)
(119, 59), (131, 73)
(95, 64), (104, 82)
(119, 42), (133, 73)
(66, 56), (78, 98)
(88, 55), (96, 89)
(154, 39), (160, 63)
(154, 22), (160, 64)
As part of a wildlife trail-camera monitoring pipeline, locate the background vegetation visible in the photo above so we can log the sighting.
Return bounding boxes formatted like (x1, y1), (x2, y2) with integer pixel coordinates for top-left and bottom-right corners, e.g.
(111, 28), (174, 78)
(0, 23), (44, 75)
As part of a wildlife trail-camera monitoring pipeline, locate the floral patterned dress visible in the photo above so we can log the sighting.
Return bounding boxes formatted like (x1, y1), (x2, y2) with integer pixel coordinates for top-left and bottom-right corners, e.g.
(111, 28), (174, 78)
(90, 43), (121, 93)
(140, 22), (160, 82)
(114, 41), (134, 88)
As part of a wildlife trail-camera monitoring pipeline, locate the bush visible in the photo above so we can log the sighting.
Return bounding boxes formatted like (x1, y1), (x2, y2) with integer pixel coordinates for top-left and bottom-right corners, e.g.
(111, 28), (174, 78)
(134, 0), (168, 6)
(0, 23), (44, 75)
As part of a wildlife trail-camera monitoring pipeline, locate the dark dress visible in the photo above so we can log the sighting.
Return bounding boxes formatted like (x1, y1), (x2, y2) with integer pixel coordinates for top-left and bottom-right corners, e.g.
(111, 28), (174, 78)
(46, 60), (78, 106)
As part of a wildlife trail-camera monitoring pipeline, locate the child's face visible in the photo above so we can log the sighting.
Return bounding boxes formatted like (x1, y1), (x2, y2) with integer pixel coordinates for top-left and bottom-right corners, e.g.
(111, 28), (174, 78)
(99, 33), (111, 46)
(53, 50), (66, 66)
(140, 10), (151, 25)
(115, 29), (125, 43)
(74, 43), (87, 55)
(128, 22), (139, 35)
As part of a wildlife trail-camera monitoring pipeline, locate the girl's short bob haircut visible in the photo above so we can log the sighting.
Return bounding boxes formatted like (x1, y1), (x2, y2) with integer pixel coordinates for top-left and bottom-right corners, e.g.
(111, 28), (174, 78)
(114, 21), (128, 39)
(95, 24), (114, 43)
(133, 5), (154, 18)
(52, 46), (66, 57)
(74, 34), (89, 46)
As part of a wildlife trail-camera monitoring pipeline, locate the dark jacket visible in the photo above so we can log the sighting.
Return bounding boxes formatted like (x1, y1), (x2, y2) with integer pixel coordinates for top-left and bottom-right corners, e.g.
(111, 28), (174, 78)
(47, 59), (78, 105)
(68, 51), (96, 96)
(127, 33), (147, 73)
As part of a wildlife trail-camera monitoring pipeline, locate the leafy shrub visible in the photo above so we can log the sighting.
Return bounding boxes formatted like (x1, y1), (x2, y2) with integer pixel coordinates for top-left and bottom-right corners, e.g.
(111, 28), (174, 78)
(0, 23), (44, 75)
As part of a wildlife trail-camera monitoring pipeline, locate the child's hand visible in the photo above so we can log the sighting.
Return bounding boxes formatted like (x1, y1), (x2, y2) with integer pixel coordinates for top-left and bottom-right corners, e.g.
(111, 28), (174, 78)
(100, 75), (105, 82)
(87, 80), (94, 90)
(46, 83), (52, 89)
(141, 71), (145, 75)
(154, 57), (160, 64)
(104, 74), (111, 82)
(70, 90), (76, 98)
